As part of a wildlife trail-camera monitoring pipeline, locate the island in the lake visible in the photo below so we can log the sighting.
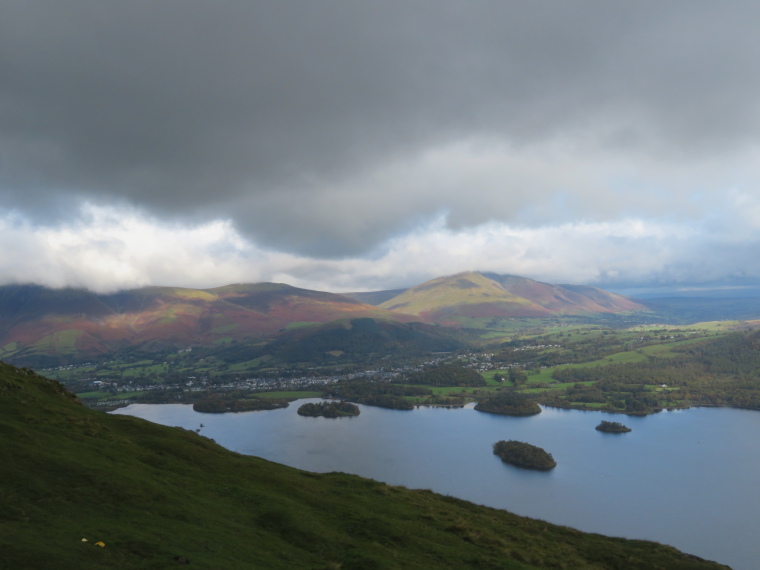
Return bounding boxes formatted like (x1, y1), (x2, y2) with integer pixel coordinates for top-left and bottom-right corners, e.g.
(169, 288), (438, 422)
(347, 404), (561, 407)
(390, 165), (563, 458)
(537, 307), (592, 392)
(493, 440), (557, 470)
(474, 392), (541, 416)
(297, 400), (360, 418)
(595, 420), (632, 433)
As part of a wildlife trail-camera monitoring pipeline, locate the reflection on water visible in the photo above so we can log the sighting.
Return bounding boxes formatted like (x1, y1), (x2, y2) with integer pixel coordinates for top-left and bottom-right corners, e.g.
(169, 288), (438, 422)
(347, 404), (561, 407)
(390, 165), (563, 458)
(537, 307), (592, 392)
(114, 401), (760, 569)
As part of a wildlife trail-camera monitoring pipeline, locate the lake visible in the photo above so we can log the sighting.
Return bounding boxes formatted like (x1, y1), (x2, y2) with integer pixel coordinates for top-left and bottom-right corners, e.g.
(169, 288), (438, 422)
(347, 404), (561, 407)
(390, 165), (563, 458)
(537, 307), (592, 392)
(113, 401), (760, 569)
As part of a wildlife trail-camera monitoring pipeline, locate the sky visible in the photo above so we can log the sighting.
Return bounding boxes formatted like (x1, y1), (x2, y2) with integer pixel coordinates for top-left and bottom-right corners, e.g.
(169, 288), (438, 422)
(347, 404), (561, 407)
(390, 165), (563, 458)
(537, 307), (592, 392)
(3, 1), (760, 295)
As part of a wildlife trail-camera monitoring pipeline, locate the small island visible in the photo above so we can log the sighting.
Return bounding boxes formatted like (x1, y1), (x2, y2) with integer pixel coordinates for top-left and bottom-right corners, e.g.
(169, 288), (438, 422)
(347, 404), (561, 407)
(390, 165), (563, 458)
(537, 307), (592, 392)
(493, 440), (557, 471)
(474, 392), (541, 416)
(297, 401), (360, 418)
(595, 420), (632, 433)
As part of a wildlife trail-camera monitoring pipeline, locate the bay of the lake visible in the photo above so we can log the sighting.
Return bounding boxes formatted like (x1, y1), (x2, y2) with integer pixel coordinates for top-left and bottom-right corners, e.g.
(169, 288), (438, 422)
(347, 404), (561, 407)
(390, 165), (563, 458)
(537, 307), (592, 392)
(113, 401), (760, 569)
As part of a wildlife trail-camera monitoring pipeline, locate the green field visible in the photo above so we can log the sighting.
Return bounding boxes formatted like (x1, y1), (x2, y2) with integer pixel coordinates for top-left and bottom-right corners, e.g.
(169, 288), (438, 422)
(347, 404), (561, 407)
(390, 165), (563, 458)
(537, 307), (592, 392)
(75, 390), (106, 399)
(254, 390), (321, 399)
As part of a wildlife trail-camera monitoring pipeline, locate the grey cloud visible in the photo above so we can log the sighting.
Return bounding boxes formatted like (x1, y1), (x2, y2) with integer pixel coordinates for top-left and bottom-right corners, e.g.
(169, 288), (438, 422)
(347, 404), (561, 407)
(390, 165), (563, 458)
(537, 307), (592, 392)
(2, 1), (760, 255)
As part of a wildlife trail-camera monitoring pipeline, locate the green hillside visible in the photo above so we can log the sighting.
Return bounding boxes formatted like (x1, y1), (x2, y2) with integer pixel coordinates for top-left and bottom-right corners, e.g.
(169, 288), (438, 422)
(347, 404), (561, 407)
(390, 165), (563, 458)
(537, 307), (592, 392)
(261, 317), (468, 364)
(0, 364), (728, 569)
(379, 272), (646, 324)
(381, 272), (544, 317)
(0, 283), (412, 366)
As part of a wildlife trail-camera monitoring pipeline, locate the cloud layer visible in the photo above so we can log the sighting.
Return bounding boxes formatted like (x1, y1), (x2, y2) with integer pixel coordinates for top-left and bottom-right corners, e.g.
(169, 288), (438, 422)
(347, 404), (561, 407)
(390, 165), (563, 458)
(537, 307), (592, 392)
(1, 202), (758, 295)
(2, 2), (760, 292)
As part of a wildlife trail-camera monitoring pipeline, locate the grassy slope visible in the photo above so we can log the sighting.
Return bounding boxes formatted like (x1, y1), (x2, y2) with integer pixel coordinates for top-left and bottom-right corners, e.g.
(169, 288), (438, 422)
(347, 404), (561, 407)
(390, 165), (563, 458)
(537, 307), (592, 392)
(501, 335), (724, 388)
(489, 276), (644, 314)
(0, 283), (417, 365)
(380, 272), (542, 316)
(0, 365), (727, 569)
(379, 272), (646, 321)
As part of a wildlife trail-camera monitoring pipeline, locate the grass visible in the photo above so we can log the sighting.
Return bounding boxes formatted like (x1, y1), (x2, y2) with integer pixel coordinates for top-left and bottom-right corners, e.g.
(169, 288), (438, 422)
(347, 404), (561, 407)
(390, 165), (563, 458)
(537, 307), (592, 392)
(48, 362), (171, 382)
(76, 390), (148, 402)
(284, 321), (320, 330)
(495, 335), (723, 389)
(230, 356), (271, 370)
(211, 323), (239, 334)
(119, 364), (168, 378)
(681, 320), (753, 331)
(104, 391), (146, 399)
(32, 329), (82, 354)
(254, 390), (321, 399)
(520, 382), (596, 395)
(528, 370), (556, 383)
(75, 391), (105, 399)
(479, 331), (514, 340)
(425, 386), (489, 397)
(0, 363), (729, 569)
(480, 370), (510, 385)
(478, 333), (732, 412)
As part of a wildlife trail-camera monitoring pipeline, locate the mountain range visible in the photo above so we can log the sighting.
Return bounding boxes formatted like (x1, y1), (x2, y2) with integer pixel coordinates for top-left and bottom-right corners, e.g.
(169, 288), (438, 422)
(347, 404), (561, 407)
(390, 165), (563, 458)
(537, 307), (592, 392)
(0, 283), (411, 363)
(0, 272), (645, 363)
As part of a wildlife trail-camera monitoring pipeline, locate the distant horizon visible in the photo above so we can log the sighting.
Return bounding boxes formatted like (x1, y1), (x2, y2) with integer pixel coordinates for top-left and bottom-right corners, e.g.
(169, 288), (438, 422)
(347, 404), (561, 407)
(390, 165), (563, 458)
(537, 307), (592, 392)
(4, 271), (760, 301)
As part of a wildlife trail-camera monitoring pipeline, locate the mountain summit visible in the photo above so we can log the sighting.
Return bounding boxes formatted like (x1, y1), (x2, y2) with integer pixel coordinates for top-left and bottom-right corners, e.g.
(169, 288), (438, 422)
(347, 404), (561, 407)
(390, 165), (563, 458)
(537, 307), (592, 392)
(379, 272), (644, 322)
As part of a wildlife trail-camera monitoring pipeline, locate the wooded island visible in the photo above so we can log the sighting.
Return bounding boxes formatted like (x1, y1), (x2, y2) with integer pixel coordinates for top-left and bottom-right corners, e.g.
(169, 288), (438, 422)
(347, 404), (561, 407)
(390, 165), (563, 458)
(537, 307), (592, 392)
(297, 400), (360, 418)
(595, 420), (632, 433)
(193, 397), (289, 413)
(493, 440), (557, 470)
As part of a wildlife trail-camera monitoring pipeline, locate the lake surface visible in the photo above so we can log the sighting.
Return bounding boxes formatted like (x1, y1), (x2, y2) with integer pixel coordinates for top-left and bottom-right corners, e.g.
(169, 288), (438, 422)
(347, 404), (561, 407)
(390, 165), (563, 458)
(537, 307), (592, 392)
(113, 401), (760, 569)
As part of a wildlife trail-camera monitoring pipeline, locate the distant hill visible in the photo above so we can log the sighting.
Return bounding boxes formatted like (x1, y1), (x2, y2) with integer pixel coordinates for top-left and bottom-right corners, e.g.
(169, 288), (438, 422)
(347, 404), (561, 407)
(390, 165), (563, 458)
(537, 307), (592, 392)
(0, 273), (646, 364)
(379, 272), (645, 323)
(344, 288), (408, 305)
(0, 283), (415, 364)
(0, 363), (729, 568)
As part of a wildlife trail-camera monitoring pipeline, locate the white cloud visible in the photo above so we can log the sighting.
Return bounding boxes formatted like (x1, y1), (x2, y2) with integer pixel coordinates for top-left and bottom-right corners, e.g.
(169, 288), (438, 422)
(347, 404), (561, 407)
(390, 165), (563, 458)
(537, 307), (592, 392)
(0, 205), (257, 292)
(2, 197), (760, 295)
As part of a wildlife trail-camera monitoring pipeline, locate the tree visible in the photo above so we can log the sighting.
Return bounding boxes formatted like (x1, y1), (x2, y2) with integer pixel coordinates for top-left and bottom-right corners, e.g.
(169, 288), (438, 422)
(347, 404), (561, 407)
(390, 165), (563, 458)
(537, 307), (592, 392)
(509, 368), (528, 387)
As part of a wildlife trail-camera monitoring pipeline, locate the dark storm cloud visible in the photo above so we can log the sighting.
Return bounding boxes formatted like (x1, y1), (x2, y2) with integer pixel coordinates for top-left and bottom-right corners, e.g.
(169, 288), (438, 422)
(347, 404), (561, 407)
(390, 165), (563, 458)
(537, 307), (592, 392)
(2, 1), (760, 255)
